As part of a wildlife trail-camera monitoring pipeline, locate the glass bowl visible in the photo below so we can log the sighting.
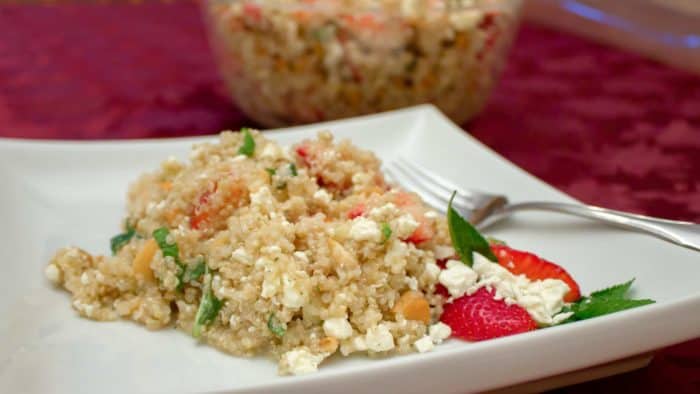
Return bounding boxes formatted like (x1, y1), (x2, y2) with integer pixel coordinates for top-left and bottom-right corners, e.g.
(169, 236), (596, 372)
(203, 0), (523, 127)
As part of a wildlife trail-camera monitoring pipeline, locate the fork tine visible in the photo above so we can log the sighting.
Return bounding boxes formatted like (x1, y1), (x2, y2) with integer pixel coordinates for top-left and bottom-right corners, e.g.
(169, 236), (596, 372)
(386, 158), (510, 226)
(396, 157), (455, 197)
(392, 158), (479, 210)
(384, 162), (476, 216)
(383, 165), (447, 212)
(387, 161), (451, 208)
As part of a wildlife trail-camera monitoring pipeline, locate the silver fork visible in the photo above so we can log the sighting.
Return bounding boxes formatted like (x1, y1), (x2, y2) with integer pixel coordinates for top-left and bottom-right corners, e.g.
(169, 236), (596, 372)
(384, 157), (700, 252)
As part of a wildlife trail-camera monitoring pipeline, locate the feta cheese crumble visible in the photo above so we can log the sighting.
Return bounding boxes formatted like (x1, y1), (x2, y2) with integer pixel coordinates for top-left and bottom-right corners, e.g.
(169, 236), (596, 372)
(45, 264), (61, 284)
(423, 260), (441, 281)
(471, 255), (571, 325)
(349, 217), (381, 242)
(438, 260), (478, 298)
(312, 189), (332, 205)
(428, 322), (452, 344)
(231, 247), (252, 265)
(365, 324), (395, 352)
(281, 274), (307, 309)
(323, 317), (353, 339)
(414, 336), (435, 353)
(394, 214), (419, 239)
(279, 348), (325, 375)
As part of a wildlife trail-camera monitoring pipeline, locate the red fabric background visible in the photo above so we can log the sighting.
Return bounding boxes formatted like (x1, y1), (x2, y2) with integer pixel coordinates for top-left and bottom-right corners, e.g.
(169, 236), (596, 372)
(0, 3), (698, 393)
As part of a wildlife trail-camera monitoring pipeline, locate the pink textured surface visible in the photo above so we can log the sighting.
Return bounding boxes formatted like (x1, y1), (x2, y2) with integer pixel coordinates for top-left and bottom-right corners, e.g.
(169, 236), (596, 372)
(0, 3), (698, 393)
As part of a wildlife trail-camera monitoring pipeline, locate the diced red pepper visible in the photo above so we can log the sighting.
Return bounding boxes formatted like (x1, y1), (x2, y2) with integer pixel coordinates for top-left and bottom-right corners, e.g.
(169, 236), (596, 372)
(190, 178), (245, 231)
(394, 191), (435, 244)
(405, 222), (435, 245)
(190, 187), (216, 230)
(347, 203), (366, 219)
(243, 2), (262, 23)
(295, 144), (312, 167)
(479, 12), (498, 29)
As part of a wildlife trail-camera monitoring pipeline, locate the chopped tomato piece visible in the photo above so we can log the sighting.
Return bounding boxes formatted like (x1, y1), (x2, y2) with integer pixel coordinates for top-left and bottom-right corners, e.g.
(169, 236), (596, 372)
(190, 188), (216, 230)
(347, 203), (366, 219)
(295, 144), (312, 167)
(394, 191), (435, 244)
(243, 3), (262, 22)
(190, 178), (246, 231)
(405, 222), (435, 244)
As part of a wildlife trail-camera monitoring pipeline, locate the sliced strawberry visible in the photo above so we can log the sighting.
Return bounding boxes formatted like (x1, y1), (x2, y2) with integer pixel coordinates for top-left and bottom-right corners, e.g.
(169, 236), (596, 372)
(441, 288), (537, 341)
(347, 203), (366, 219)
(435, 284), (449, 298)
(491, 245), (581, 303)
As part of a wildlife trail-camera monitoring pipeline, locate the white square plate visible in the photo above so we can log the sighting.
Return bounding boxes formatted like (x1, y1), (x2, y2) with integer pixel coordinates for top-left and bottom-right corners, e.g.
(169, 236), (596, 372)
(1, 105), (698, 394)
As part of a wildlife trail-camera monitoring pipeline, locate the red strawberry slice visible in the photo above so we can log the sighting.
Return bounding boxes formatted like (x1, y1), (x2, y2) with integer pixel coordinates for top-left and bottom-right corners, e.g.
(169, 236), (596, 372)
(440, 288), (537, 341)
(435, 283), (449, 298)
(491, 245), (581, 303)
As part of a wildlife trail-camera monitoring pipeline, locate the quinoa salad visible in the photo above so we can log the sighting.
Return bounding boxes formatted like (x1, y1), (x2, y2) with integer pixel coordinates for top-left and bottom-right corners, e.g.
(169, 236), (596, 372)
(45, 129), (654, 376)
(204, 0), (521, 126)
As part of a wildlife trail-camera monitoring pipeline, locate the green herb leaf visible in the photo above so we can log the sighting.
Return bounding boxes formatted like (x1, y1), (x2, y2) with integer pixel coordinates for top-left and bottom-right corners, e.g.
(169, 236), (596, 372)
(381, 222), (392, 243)
(152, 227), (179, 260)
(558, 279), (654, 324)
(589, 278), (635, 300)
(193, 266), (223, 338)
(405, 58), (417, 72)
(568, 298), (655, 321)
(267, 313), (286, 338)
(238, 128), (256, 157)
(265, 168), (277, 176)
(110, 226), (135, 255)
(152, 227), (186, 290)
(289, 163), (298, 176)
(447, 191), (497, 266)
(182, 259), (206, 284)
(312, 24), (336, 42)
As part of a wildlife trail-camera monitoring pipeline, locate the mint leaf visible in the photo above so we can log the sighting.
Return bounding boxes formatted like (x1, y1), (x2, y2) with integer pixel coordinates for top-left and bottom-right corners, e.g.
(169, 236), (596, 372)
(152, 227), (186, 290)
(589, 278), (635, 300)
(381, 222), (392, 243)
(110, 226), (135, 255)
(267, 313), (286, 338)
(238, 128), (256, 157)
(569, 298), (655, 320)
(447, 191), (497, 266)
(152, 227), (179, 260)
(559, 279), (655, 324)
(193, 266), (223, 338)
(182, 259), (206, 284)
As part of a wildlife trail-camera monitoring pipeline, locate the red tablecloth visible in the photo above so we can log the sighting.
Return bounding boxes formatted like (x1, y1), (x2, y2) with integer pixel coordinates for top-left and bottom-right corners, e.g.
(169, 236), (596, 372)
(1, 3), (698, 393)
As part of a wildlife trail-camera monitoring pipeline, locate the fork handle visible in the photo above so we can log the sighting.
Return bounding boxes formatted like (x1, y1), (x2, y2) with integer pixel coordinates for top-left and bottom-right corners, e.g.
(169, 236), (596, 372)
(495, 202), (700, 252)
